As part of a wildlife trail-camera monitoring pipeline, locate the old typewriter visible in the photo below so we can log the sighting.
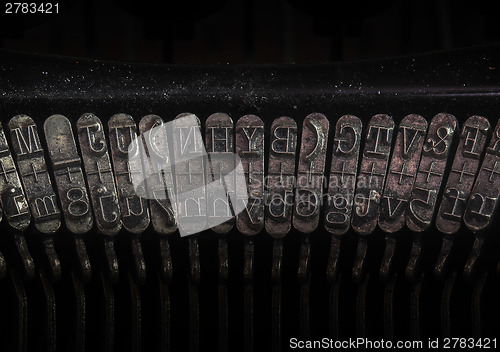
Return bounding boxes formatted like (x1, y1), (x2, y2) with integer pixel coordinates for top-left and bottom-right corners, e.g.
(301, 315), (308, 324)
(1, 1), (500, 351)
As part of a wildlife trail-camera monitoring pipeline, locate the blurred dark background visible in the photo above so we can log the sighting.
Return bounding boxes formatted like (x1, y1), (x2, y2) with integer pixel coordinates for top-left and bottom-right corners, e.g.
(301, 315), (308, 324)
(1, 0), (500, 64)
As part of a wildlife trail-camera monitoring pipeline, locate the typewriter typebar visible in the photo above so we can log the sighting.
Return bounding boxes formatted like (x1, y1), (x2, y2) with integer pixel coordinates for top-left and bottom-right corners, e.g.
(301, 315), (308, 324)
(1, 46), (500, 351)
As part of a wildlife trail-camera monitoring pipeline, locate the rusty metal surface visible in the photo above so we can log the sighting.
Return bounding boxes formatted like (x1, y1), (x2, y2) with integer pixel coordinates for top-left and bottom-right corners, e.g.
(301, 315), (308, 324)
(351, 114), (395, 235)
(379, 114), (427, 233)
(236, 114), (265, 235)
(137, 115), (175, 285)
(293, 113), (329, 233)
(138, 115), (177, 235)
(325, 115), (362, 235)
(463, 118), (500, 282)
(436, 116), (491, 235)
(44, 114), (92, 282)
(77, 113), (121, 283)
(205, 113), (233, 350)
(108, 113), (149, 284)
(44, 114), (93, 235)
(266, 116), (298, 238)
(434, 115), (490, 281)
(77, 113), (122, 236)
(108, 113), (150, 234)
(0, 123), (34, 280)
(205, 112), (235, 234)
(173, 113), (207, 236)
(351, 114), (394, 283)
(293, 113), (329, 348)
(8, 114), (62, 282)
(379, 114), (427, 282)
(406, 113), (458, 232)
(0, 123), (31, 231)
(8, 115), (61, 234)
(464, 118), (500, 233)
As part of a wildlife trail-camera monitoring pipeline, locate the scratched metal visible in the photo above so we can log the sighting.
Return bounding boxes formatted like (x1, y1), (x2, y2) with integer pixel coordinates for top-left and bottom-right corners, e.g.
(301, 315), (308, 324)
(173, 113), (208, 235)
(206, 112), (233, 352)
(351, 114), (394, 235)
(325, 115), (362, 235)
(108, 113), (150, 234)
(236, 114), (265, 235)
(138, 115), (177, 234)
(266, 116), (298, 238)
(205, 112), (235, 234)
(464, 118), (500, 233)
(293, 113), (329, 233)
(44, 114), (93, 235)
(0, 123), (30, 230)
(77, 113), (122, 235)
(379, 114), (427, 233)
(436, 115), (490, 234)
(8, 115), (61, 234)
(406, 113), (458, 232)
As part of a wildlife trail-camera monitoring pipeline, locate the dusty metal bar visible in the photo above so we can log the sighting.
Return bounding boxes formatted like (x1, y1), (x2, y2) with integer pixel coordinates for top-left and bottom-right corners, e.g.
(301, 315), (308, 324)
(8, 115), (62, 282)
(159, 275), (171, 352)
(205, 112), (235, 233)
(471, 270), (488, 338)
(379, 114), (427, 282)
(355, 273), (369, 343)
(172, 113), (205, 351)
(39, 270), (56, 352)
(266, 116), (297, 237)
(352, 115), (394, 283)
(205, 112), (234, 352)
(435, 116), (490, 281)
(325, 115), (362, 235)
(243, 237), (254, 352)
(294, 113), (329, 347)
(236, 114), (265, 235)
(71, 272), (86, 352)
(266, 115), (297, 352)
(12, 233), (35, 282)
(188, 236), (200, 352)
(44, 114), (93, 284)
(410, 273), (425, 341)
(293, 113), (329, 233)
(217, 237), (229, 352)
(328, 273), (341, 341)
(10, 269), (28, 352)
(271, 239), (283, 352)
(101, 272), (115, 352)
(108, 113), (150, 285)
(383, 274), (397, 341)
(77, 113), (121, 283)
(440, 270), (456, 338)
(138, 114), (177, 236)
(0, 124), (33, 280)
(298, 236), (311, 342)
(463, 118), (500, 283)
(129, 273), (142, 352)
(325, 116), (361, 332)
